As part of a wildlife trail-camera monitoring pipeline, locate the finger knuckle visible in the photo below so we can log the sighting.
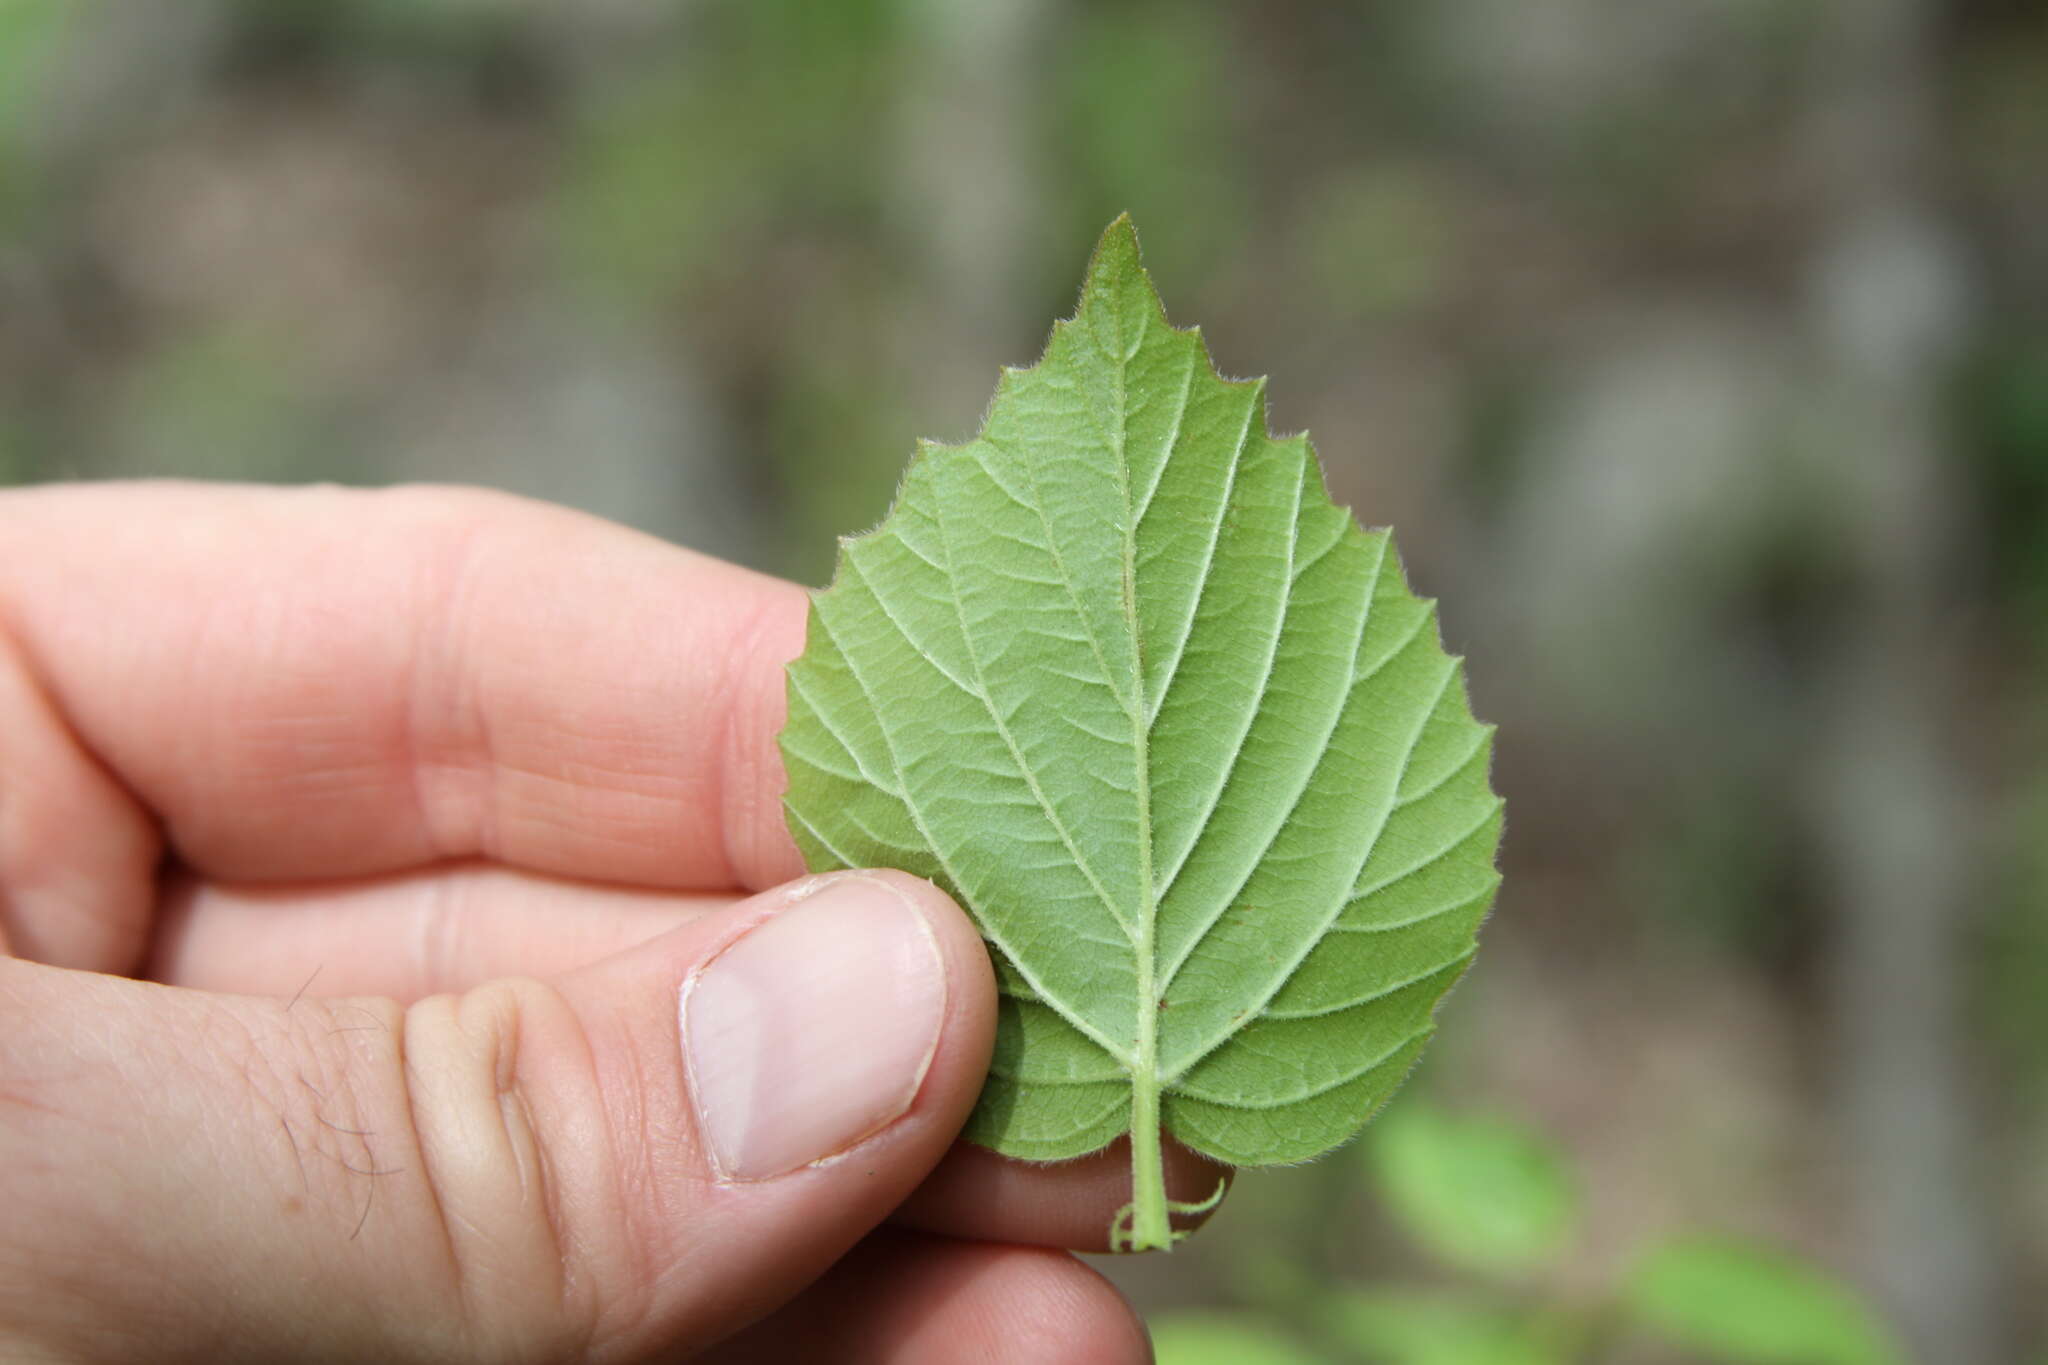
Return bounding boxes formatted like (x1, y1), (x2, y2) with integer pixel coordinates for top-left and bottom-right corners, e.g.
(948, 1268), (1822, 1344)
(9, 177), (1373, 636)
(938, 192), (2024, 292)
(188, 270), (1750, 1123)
(399, 976), (593, 1359)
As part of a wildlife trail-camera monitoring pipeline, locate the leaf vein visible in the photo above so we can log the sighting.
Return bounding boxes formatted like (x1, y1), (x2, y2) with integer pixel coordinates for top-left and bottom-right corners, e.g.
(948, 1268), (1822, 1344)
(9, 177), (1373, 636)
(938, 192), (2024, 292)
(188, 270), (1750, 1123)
(1393, 722), (1493, 810)
(784, 802), (863, 870)
(1163, 651), (1457, 1081)
(1168, 1024), (1436, 1110)
(1259, 948), (1478, 1021)
(1132, 343), (1197, 527)
(1145, 391), (1259, 727)
(1331, 880), (1499, 935)
(931, 483), (1141, 951)
(1350, 797), (1505, 902)
(987, 1065), (1125, 1087)
(843, 555), (981, 699)
(1154, 531), (1392, 997)
(808, 604), (1136, 1065)
(1152, 454), (1307, 899)
(787, 670), (908, 801)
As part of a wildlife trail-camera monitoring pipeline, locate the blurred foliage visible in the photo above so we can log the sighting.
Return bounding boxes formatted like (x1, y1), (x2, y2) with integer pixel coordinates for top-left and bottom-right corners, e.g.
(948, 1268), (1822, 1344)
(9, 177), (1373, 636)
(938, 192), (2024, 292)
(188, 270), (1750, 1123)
(0, 0), (66, 120)
(1300, 165), (1455, 323)
(1152, 1312), (1335, 1365)
(0, 420), (28, 485)
(0, 0), (2044, 1357)
(1982, 768), (2048, 1104)
(1626, 1239), (1908, 1365)
(1053, 2), (1243, 283)
(1967, 335), (2048, 619)
(0, 0), (67, 227)
(1324, 1292), (1568, 1365)
(1364, 1104), (1576, 1279)
(221, 0), (525, 61)
(1156, 1102), (1906, 1365)
(559, 1), (902, 301)
(113, 325), (325, 481)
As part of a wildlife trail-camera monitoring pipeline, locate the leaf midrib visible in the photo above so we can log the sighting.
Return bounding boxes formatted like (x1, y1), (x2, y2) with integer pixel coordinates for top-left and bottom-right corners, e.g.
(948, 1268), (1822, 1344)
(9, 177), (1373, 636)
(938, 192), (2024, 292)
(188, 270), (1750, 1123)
(1102, 294), (1165, 1107)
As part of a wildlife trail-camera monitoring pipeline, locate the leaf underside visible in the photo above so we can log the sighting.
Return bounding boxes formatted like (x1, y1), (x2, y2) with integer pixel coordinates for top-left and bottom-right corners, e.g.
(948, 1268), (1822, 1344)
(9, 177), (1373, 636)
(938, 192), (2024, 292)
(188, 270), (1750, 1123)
(779, 216), (1502, 1174)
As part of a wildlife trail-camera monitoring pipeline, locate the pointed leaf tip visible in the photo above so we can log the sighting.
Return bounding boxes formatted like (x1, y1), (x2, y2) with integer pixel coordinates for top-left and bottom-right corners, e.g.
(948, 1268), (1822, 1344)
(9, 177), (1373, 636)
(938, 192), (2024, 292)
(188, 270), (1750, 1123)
(1080, 214), (1150, 309)
(1094, 211), (1140, 260)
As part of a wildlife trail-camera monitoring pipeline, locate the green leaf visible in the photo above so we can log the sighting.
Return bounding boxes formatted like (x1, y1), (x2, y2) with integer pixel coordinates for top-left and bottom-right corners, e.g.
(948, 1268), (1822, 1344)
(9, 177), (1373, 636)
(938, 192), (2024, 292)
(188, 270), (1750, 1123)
(1626, 1238), (1907, 1365)
(1326, 1290), (1569, 1365)
(1365, 1103), (1576, 1276)
(1150, 1311), (1332, 1365)
(779, 217), (1501, 1249)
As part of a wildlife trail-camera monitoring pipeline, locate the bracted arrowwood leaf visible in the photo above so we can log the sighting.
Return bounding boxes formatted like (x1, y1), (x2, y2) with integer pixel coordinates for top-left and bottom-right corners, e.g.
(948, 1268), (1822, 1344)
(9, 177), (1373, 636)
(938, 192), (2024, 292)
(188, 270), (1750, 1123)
(779, 216), (1502, 1251)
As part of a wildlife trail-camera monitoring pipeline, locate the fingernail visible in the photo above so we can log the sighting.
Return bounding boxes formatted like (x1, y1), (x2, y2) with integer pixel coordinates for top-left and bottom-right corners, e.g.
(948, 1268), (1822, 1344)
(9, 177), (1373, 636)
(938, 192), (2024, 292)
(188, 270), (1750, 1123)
(680, 874), (948, 1180)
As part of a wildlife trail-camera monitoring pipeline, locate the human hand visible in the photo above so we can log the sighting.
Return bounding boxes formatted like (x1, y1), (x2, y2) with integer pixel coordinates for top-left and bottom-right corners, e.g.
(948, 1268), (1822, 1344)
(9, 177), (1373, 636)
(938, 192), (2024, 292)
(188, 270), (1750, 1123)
(0, 483), (1225, 1363)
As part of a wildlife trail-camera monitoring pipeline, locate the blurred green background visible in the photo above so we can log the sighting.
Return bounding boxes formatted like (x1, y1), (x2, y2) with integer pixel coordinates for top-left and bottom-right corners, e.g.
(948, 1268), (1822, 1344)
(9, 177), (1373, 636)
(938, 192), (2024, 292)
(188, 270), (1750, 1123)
(2, 0), (2044, 1360)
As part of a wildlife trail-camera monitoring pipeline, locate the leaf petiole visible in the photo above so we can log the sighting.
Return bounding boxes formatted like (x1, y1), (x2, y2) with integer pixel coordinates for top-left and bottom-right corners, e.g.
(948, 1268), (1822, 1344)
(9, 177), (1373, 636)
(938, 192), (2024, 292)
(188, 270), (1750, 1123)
(1111, 1099), (1228, 1255)
(1122, 1074), (1174, 1251)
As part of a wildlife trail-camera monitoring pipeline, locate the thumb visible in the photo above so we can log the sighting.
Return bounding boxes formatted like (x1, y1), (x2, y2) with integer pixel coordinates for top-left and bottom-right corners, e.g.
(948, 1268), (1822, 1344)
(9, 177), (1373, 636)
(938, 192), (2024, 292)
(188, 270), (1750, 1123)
(0, 870), (995, 1363)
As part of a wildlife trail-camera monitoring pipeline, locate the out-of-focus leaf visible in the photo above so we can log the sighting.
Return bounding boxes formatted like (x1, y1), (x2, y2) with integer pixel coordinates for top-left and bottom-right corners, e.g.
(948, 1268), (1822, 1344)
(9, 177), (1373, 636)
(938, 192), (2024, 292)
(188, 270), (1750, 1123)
(1626, 1238), (1907, 1365)
(1302, 166), (1454, 320)
(1366, 1103), (1575, 1276)
(1326, 1290), (1568, 1365)
(1056, 3), (1243, 280)
(116, 328), (317, 481)
(0, 0), (70, 224)
(1150, 1312), (1331, 1365)
(0, 0), (68, 128)
(558, 0), (897, 298)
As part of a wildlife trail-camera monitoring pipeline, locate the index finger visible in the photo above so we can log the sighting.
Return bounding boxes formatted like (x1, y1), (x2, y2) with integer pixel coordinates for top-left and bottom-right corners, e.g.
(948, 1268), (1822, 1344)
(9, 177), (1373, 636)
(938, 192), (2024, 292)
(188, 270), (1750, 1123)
(0, 482), (810, 900)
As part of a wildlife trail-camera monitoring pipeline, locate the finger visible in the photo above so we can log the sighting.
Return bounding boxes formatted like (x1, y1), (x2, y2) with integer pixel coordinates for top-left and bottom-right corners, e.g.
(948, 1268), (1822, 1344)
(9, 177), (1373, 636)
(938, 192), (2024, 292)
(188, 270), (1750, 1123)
(699, 1229), (1151, 1365)
(897, 1134), (1231, 1252)
(0, 482), (809, 971)
(150, 861), (1229, 1254)
(0, 870), (995, 1363)
(148, 861), (733, 1002)
(0, 616), (160, 973)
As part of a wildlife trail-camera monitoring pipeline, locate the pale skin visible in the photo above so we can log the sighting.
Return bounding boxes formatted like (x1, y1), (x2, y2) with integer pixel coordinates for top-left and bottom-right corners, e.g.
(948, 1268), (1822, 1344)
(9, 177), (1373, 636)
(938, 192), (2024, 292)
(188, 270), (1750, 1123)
(0, 482), (1227, 1364)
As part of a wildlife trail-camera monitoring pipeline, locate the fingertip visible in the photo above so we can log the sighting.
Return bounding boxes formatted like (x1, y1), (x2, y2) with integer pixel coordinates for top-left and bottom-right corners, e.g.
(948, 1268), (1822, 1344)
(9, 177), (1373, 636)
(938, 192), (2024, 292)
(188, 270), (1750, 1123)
(845, 869), (1000, 1018)
(790, 868), (1000, 1115)
(528, 870), (1000, 1353)
(781, 869), (999, 1159)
